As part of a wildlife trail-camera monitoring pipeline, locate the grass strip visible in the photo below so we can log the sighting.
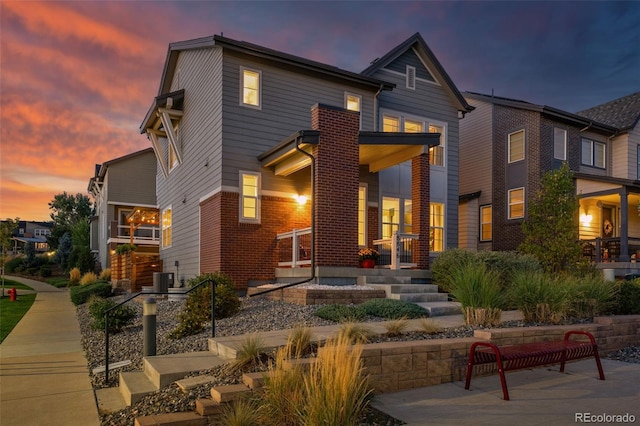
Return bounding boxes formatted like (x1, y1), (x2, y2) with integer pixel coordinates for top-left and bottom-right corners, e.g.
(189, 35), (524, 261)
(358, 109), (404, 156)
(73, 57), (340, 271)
(0, 280), (36, 343)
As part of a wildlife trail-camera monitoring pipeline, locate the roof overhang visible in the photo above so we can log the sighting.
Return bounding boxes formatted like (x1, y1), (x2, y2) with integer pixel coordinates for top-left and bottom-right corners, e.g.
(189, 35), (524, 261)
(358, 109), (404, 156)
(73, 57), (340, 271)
(259, 130), (320, 176)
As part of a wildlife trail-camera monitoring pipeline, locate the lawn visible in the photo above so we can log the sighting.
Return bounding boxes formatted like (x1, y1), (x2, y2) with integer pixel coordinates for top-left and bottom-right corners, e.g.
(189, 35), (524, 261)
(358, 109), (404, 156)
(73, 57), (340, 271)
(0, 279), (36, 343)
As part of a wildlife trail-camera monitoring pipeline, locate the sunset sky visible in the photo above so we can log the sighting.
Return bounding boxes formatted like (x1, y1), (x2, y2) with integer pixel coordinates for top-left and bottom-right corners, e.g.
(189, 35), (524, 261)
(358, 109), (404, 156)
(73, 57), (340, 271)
(1, 1), (639, 221)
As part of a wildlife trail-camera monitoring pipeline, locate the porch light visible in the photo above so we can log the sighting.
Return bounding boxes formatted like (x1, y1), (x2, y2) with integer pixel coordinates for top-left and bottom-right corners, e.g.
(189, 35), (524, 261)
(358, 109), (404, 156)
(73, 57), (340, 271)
(580, 213), (592, 226)
(295, 195), (308, 205)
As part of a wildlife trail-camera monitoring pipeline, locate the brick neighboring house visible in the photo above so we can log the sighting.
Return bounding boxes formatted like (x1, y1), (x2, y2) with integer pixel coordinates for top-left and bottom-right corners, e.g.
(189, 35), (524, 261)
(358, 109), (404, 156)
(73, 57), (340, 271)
(88, 148), (158, 269)
(140, 33), (472, 291)
(459, 91), (640, 274)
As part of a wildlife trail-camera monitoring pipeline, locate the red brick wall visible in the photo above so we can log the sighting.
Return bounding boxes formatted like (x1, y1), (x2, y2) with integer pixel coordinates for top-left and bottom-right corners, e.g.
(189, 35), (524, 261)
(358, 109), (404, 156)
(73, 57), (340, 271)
(367, 205), (379, 248)
(311, 104), (361, 267)
(412, 153), (430, 269)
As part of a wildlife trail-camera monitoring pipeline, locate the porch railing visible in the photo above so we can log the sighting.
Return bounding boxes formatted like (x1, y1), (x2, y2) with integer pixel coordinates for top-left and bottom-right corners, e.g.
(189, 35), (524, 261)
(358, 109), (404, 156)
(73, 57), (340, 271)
(109, 221), (160, 245)
(373, 232), (418, 270)
(277, 227), (312, 267)
(581, 237), (640, 262)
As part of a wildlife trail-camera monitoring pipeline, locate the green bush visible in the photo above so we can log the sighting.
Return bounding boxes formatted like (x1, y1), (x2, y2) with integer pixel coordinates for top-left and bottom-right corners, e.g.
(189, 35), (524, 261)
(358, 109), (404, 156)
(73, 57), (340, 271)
(566, 275), (617, 319)
(450, 262), (503, 326)
(359, 298), (428, 319)
(431, 248), (479, 293)
(315, 304), (366, 322)
(612, 280), (640, 314)
(40, 265), (52, 277)
(507, 271), (569, 323)
(70, 281), (112, 305)
(88, 295), (136, 333)
(4, 256), (25, 273)
(115, 244), (137, 254)
(169, 272), (241, 339)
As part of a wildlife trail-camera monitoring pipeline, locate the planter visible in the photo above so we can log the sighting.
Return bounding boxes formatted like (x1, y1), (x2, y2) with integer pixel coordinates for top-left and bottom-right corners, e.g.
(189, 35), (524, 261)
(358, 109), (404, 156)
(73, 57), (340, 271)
(361, 259), (376, 269)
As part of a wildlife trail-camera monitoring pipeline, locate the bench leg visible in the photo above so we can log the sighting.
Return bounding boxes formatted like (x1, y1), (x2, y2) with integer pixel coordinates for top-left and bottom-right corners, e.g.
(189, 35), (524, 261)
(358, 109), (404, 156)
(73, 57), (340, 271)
(464, 347), (476, 390)
(495, 356), (510, 401)
(593, 350), (605, 380)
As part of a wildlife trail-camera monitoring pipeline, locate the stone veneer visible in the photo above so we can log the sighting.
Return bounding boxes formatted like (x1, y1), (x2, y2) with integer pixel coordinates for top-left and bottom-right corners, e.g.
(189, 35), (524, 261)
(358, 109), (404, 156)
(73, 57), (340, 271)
(336, 315), (640, 394)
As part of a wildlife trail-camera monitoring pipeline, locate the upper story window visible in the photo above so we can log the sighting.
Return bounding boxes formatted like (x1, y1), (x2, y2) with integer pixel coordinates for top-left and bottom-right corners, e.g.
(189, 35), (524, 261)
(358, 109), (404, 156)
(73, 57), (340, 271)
(240, 67), (261, 108)
(508, 188), (525, 219)
(581, 138), (605, 168)
(161, 206), (172, 248)
(406, 65), (416, 90)
(383, 115), (400, 132)
(480, 205), (492, 241)
(404, 119), (423, 133)
(34, 229), (51, 237)
(240, 172), (261, 223)
(345, 93), (362, 129)
(428, 124), (444, 166)
(554, 128), (567, 160)
(508, 130), (525, 163)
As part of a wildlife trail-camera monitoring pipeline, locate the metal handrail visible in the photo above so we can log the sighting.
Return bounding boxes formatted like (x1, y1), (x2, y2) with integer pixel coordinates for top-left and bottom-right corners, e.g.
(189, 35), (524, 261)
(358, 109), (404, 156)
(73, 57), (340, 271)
(103, 278), (216, 384)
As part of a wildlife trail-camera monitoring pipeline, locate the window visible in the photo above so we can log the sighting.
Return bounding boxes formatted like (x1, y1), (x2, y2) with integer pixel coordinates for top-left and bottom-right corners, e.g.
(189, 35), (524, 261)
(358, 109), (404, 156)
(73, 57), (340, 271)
(480, 205), (492, 241)
(508, 188), (525, 219)
(554, 128), (566, 160)
(404, 119), (423, 133)
(383, 115), (400, 132)
(161, 206), (172, 248)
(430, 203), (444, 252)
(404, 200), (412, 234)
(508, 130), (525, 163)
(581, 138), (605, 168)
(406, 65), (416, 90)
(358, 185), (367, 246)
(429, 124), (444, 166)
(240, 172), (260, 223)
(241, 68), (261, 108)
(34, 229), (51, 237)
(345, 93), (362, 129)
(382, 197), (400, 238)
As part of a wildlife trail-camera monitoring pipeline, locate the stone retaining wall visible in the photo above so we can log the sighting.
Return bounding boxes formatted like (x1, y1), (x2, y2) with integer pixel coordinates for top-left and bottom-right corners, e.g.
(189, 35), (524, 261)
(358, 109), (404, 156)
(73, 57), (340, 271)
(246, 287), (386, 305)
(355, 315), (640, 394)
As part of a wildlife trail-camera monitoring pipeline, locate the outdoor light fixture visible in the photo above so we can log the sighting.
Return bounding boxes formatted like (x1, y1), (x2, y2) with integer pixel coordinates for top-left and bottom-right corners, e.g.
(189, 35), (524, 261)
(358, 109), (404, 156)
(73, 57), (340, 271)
(580, 213), (593, 226)
(295, 194), (308, 205)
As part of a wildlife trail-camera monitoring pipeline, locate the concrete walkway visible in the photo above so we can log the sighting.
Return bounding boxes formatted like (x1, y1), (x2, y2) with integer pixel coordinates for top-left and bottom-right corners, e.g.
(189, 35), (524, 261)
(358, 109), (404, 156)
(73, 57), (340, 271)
(0, 276), (100, 426)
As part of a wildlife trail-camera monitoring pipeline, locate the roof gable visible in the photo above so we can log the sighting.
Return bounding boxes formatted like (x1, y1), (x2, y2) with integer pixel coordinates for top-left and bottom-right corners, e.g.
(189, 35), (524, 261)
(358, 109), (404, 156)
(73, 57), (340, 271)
(382, 48), (436, 83)
(577, 91), (640, 132)
(362, 32), (472, 112)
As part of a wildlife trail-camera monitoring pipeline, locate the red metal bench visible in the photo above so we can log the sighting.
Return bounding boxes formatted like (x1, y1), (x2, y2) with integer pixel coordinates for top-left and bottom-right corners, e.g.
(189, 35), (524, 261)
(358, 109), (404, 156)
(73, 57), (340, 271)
(465, 331), (605, 400)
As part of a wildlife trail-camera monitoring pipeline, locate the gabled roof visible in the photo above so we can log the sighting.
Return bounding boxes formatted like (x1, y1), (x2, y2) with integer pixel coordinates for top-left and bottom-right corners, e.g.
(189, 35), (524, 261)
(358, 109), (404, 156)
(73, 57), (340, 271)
(577, 91), (640, 132)
(361, 32), (473, 113)
(463, 91), (619, 135)
(155, 35), (395, 97)
(88, 148), (154, 193)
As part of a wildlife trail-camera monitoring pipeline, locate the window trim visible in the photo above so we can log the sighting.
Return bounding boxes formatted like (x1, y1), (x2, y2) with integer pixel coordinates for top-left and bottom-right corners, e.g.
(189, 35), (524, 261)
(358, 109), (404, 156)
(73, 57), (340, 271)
(553, 127), (567, 161)
(430, 202), (445, 252)
(345, 92), (362, 129)
(240, 67), (262, 109)
(581, 138), (606, 169)
(161, 206), (172, 249)
(508, 187), (525, 220)
(480, 204), (492, 242)
(239, 171), (261, 223)
(508, 129), (525, 163)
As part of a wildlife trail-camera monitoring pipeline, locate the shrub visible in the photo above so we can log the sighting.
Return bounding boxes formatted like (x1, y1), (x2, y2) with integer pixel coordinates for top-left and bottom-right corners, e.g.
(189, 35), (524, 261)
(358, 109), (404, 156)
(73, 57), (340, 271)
(4, 256), (25, 273)
(88, 295), (136, 333)
(99, 268), (111, 281)
(115, 244), (137, 254)
(450, 262), (503, 326)
(477, 251), (541, 289)
(612, 279), (640, 315)
(69, 267), (82, 286)
(70, 281), (112, 305)
(359, 298), (428, 319)
(169, 272), (240, 338)
(566, 275), (617, 319)
(431, 248), (479, 293)
(507, 271), (569, 323)
(80, 272), (98, 286)
(39, 265), (52, 277)
(314, 304), (366, 322)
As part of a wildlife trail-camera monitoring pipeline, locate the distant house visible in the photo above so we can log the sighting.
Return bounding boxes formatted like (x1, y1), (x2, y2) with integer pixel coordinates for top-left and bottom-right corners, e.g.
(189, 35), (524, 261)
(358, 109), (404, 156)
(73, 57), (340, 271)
(88, 148), (158, 269)
(10, 221), (53, 254)
(459, 90), (640, 274)
(140, 33), (472, 290)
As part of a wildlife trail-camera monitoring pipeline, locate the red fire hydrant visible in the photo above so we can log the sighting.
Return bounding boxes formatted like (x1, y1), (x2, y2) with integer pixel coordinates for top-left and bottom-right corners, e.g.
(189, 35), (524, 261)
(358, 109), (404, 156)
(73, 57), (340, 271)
(8, 288), (17, 302)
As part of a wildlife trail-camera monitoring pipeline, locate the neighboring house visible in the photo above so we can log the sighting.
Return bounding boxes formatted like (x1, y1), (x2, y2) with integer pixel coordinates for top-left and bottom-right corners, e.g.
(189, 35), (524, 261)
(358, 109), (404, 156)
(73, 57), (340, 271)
(139, 33), (472, 291)
(10, 221), (53, 254)
(459, 91), (640, 273)
(88, 148), (158, 269)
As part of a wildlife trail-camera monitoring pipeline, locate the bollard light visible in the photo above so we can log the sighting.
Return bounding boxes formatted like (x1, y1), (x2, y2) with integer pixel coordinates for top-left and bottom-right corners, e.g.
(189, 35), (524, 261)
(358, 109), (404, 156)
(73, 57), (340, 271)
(143, 297), (157, 357)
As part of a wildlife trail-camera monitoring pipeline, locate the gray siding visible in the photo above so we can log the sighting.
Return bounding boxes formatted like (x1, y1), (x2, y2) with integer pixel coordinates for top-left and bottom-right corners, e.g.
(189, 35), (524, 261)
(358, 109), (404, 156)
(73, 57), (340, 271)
(108, 152), (157, 205)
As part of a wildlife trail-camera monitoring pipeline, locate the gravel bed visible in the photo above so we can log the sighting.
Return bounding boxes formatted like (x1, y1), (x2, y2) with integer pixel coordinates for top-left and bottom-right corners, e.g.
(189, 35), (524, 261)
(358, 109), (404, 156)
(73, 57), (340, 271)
(77, 297), (639, 426)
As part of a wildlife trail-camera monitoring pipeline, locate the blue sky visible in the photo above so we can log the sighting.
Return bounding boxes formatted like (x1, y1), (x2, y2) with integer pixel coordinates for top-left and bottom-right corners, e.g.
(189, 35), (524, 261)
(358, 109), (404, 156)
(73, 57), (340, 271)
(1, 0), (639, 220)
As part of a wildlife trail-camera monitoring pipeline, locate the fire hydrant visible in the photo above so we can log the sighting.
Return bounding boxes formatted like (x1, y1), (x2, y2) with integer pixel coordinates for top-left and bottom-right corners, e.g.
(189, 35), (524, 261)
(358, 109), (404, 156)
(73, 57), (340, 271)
(8, 287), (17, 302)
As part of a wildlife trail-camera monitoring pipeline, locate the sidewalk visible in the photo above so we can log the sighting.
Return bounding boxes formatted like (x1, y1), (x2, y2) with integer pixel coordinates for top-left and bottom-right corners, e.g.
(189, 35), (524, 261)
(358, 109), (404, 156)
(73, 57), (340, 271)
(0, 276), (100, 426)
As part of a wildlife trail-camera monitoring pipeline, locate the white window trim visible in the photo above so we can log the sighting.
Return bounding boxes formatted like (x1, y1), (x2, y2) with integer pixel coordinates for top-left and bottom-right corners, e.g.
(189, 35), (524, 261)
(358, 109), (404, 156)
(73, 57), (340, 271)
(406, 65), (416, 90)
(239, 171), (261, 224)
(508, 129), (525, 163)
(430, 202), (445, 252)
(358, 184), (368, 247)
(480, 205), (492, 242)
(508, 188), (525, 220)
(239, 66), (262, 109)
(161, 205), (172, 249)
(344, 92), (362, 129)
(553, 127), (567, 161)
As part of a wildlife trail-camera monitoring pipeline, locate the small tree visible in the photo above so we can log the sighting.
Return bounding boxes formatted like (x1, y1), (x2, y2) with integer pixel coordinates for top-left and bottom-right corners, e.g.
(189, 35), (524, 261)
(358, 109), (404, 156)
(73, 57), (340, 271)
(55, 232), (73, 269)
(519, 162), (581, 273)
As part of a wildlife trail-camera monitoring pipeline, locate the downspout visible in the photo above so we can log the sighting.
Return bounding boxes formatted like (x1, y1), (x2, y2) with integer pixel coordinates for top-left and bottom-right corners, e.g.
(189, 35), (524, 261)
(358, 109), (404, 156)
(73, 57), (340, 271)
(373, 83), (384, 131)
(249, 134), (316, 297)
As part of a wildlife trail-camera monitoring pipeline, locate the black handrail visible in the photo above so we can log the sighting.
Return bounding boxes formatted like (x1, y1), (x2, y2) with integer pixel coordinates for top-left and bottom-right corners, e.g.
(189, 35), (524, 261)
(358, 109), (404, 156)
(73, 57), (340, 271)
(103, 278), (216, 385)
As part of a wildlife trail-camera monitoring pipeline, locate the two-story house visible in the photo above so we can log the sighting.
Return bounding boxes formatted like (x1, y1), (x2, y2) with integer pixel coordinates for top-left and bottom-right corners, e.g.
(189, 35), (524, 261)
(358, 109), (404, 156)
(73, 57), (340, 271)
(459, 91), (640, 273)
(88, 148), (159, 269)
(10, 221), (53, 254)
(140, 33), (472, 291)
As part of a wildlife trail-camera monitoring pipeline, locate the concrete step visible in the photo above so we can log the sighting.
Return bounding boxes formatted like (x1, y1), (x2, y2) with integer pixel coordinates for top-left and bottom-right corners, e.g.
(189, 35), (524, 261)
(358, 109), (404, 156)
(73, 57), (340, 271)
(243, 372), (266, 390)
(389, 292), (449, 303)
(95, 386), (127, 414)
(210, 383), (251, 403)
(416, 301), (462, 317)
(120, 371), (156, 406)
(195, 398), (225, 416)
(134, 411), (207, 426)
(366, 283), (439, 297)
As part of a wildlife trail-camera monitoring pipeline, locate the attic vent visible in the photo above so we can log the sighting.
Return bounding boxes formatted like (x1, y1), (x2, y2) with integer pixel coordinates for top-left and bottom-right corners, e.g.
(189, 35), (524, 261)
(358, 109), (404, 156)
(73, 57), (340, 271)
(406, 65), (416, 90)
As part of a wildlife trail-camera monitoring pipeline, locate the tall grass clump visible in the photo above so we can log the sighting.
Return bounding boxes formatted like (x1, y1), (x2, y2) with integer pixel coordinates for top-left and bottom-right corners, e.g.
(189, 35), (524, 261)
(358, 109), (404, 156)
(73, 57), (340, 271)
(419, 318), (441, 334)
(566, 275), (617, 319)
(220, 397), (262, 426)
(507, 271), (569, 323)
(384, 317), (409, 337)
(287, 325), (314, 359)
(228, 334), (267, 373)
(450, 262), (503, 326)
(301, 334), (372, 426)
(431, 248), (479, 293)
(80, 271), (98, 286)
(99, 268), (111, 282)
(68, 267), (82, 286)
(337, 322), (372, 344)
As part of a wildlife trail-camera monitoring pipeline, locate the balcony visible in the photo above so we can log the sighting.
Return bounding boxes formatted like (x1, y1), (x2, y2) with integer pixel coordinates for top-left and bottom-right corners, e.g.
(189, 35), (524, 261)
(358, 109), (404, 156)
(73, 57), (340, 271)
(109, 221), (160, 246)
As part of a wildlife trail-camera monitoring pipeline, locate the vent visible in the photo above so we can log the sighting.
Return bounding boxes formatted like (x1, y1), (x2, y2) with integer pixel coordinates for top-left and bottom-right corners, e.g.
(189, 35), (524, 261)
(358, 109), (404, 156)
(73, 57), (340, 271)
(406, 66), (416, 90)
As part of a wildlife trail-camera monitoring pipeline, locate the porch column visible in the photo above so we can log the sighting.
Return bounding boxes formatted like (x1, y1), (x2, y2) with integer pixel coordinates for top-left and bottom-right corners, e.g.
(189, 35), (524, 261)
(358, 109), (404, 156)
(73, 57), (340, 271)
(412, 153), (430, 269)
(620, 191), (630, 262)
(311, 104), (360, 268)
